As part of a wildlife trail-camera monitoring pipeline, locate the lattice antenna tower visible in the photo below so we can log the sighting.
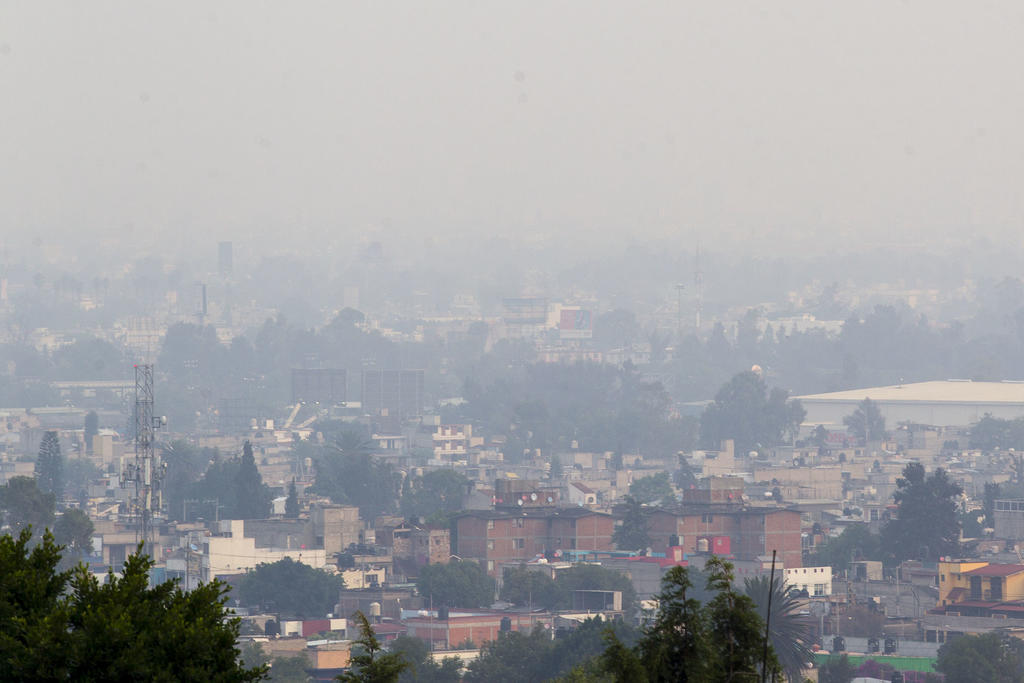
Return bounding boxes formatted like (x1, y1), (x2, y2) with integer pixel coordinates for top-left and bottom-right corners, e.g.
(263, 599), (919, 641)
(121, 364), (166, 555)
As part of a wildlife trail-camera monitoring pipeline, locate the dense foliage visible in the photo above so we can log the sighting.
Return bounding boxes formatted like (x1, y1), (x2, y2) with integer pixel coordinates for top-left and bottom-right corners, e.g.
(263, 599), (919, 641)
(0, 476), (56, 539)
(338, 611), (409, 683)
(236, 557), (345, 619)
(0, 529), (264, 681)
(463, 616), (638, 683)
(500, 564), (638, 616)
(611, 495), (651, 551)
(699, 370), (805, 455)
(843, 397), (886, 442)
(164, 441), (273, 522)
(627, 471), (675, 505)
(600, 558), (781, 682)
(882, 463), (962, 563)
(935, 632), (1024, 683)
(451, 362), (696, 462)
(34, 431), (64, 498)
(416, 560), (495, 608)
(744, 575), (815, 682)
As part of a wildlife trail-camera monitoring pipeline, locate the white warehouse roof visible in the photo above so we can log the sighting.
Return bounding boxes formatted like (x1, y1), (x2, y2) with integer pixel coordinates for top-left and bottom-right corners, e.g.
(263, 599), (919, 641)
(799, 380), (1024, 405)
(797, 380), (1024, 427)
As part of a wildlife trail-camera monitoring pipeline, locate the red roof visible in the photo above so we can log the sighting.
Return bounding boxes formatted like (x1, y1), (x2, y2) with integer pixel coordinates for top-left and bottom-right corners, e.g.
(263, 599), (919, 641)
(963, 564), (1024, 577)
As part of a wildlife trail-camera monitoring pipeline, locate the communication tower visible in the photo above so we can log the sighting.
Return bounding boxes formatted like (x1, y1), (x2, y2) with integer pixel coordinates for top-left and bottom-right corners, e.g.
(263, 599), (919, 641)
(120, 364), (165, 555)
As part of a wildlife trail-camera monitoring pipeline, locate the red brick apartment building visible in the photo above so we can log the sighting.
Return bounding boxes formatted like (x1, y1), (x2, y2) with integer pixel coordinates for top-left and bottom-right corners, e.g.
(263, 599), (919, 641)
(454, 508), (614, 575)
(648, 507), (802, 569)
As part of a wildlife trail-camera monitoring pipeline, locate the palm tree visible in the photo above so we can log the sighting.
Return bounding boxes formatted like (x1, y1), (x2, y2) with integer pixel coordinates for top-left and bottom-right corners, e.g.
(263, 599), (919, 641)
(744, 575), (815, 682)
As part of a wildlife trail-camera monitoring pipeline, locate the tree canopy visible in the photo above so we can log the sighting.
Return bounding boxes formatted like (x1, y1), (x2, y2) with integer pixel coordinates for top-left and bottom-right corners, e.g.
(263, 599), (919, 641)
(236, 557), (344, 619)
(34, 431), (64, 499)
(699, 370), (805, 455)
(745, 574), (815, 682)
(882, 463), (962, 562)
(612, 496), (651, 552)
(628, 471), (675, 505)
(416, 560), (495, 608)
(338, 611), (409, 683)
(500, 564), (638, 616)
(400, 469), (468, 524)
(936, 632), (1024, 683)
(843, 397), (886, 442)
(601, 558), (780, 682)
(0, 528), (264, 681)
(0, 476), (56, 539)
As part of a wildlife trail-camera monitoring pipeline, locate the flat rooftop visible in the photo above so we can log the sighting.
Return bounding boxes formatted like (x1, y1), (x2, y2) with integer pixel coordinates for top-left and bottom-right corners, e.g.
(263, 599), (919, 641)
(798, 380), (1024, 405)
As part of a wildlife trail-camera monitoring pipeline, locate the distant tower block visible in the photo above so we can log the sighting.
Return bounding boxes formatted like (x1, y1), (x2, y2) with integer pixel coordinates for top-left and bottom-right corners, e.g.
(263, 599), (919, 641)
(218, 241), (233, 275)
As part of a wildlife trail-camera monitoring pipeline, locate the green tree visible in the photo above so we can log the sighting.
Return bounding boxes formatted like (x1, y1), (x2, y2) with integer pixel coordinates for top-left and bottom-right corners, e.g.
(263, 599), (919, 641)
(843, 397), (886, 443)
(0, 476), (56, 538)
(54, 508), (95, 559)
(597, 561), (780, 682)
(935, 632), (1024, 683)
(0, 529), (265, 681)
(84, 411), (99, 454)
(612, 496), (651, 551)
(705, 556), (781, 681)
(237, 558), (345, 618)
(35, 431), (64, 498)
(549, 453), (564, 480)
(805, 524), (882, 572)
(235, 441), (273, 520)
(882, 463), (963, 562)
(745, 574), (814, 682)
(463, 627), (553, 682)
(500, 565), (562, 610)
(628, 472), (675, 504)
(417, 560), (495, 608)
(338, 611), (409, 683)
(674, 454), (698, 491)
(555, 564), (638, 617)
(285, 479), (300, 518)
(699, 370), (803, 455)
(268, 653), (311, 682)
(633, 565), (714, 682)
(390, 635), (463, 683)
(818, 654), (856, 683)
(0, 529), (73, 680)
(310, 432), (400, 520)
(399, 469), (468, 524)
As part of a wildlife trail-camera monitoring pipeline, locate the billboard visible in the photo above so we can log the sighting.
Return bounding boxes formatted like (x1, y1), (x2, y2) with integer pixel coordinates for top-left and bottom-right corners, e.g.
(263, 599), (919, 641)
(291, 369), (347, 405)
(559, 308), (593, 339)
(503, 297), (549, 325)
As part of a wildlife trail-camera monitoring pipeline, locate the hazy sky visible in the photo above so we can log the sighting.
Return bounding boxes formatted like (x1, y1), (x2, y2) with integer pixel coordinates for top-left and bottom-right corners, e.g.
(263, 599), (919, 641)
(2, 2), (1023, 260)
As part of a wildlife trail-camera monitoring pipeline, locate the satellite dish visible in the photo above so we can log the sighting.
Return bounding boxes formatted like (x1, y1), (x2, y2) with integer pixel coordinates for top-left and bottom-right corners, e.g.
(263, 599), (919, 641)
(530, 493), (538, 501)
(546, 496), (554, 503)
(517, 499), (524, 506)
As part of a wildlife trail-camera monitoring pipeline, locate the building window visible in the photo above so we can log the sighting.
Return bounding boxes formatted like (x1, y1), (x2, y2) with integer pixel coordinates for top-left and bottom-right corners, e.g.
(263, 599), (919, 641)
(487, 560), (495, 572)
(487, 520), (494, 530)
(487, 540), (495, 550)
(513, 539), (525, 549)
(814, 584), (826, 596)
(701, 514), (714, 523)
(515, 518), (525, 528)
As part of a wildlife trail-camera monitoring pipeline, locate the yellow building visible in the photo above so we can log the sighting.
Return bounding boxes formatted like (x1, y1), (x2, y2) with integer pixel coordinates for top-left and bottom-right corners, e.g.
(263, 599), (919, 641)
(938, 561), (1024, 613)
